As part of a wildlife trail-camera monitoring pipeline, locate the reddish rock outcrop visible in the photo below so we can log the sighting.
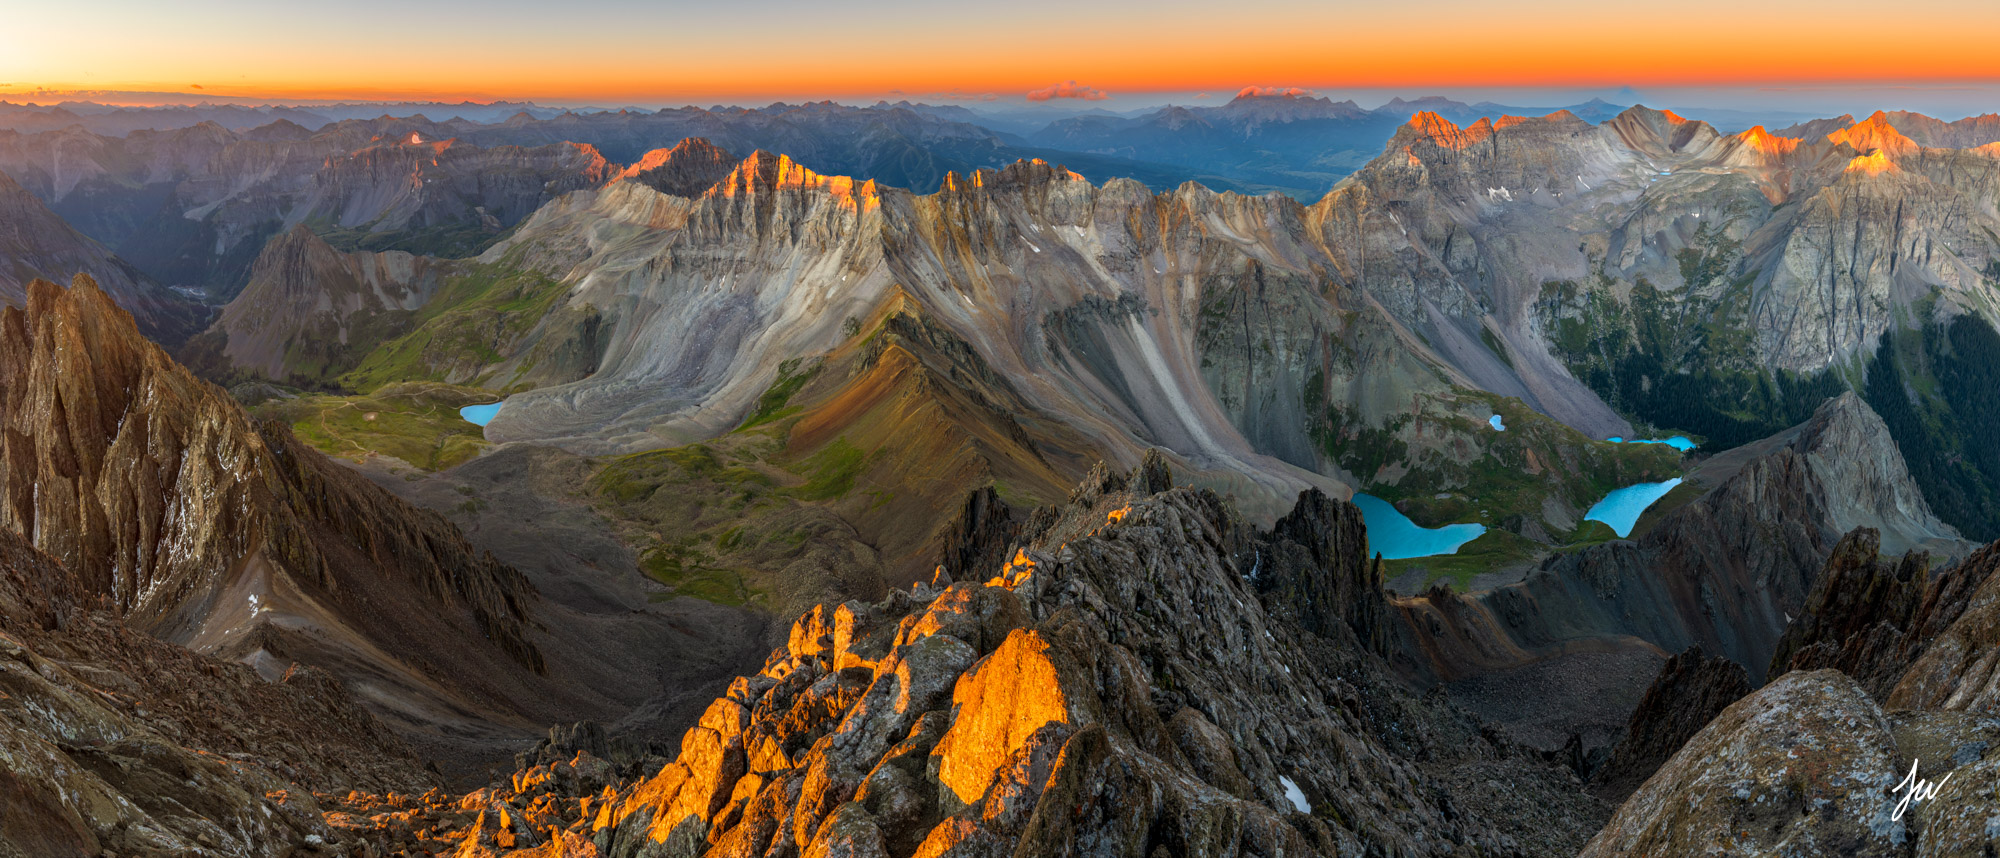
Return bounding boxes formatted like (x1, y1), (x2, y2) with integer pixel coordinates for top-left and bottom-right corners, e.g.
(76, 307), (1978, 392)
(619, 137), (740, 198)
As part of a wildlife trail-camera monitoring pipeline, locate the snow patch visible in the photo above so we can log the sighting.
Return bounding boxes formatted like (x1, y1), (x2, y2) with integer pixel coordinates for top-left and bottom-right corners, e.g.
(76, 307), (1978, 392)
(1281, 776), (1310, 813)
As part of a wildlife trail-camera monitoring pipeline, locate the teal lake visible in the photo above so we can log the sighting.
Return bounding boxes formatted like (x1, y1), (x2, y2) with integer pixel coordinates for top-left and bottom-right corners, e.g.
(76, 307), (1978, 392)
(1584, 478), (1684, 537)
(460, 402), (504, 426)
(1353, 494), (1487, 559)
(1606, 435), (1696, 451)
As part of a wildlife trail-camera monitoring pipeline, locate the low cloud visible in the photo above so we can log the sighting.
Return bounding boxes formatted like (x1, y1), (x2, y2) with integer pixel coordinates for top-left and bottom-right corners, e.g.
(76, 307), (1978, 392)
(190, 83), (204, 90)
(1027, 80), (1109, 102)
(1235, 85), (1317, 99)
(1194, 92), (1212, 100)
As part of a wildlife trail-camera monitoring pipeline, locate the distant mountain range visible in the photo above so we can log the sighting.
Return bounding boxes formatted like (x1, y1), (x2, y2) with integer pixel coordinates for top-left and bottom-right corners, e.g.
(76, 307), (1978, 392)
(0, 98), (575, 134)
(0, 101), (1270, 309)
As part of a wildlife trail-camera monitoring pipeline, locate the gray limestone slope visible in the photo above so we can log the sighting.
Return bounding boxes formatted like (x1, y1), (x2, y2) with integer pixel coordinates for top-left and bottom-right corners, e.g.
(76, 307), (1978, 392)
(1329, 106), (2000, 400)
(466, 151), (1606, 516)
(475, 155), (1374, 511)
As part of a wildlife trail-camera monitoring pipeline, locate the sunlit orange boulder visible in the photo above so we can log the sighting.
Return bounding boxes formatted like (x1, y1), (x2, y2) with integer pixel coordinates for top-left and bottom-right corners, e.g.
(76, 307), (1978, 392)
(930, 628), (1097, 807)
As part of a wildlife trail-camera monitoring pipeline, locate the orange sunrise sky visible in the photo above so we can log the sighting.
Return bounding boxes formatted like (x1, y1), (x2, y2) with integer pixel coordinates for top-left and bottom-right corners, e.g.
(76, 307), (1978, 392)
(5, 0), (2000, 106)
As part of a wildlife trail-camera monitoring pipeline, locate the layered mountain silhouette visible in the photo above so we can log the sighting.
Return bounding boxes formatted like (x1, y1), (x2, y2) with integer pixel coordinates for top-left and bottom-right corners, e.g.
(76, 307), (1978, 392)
(0, 168), (201, 343)
(0, 103), (1259, 302)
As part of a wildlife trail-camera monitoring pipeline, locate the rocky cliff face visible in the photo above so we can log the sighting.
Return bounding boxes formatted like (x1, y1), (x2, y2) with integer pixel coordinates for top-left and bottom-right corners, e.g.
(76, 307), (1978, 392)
(1585, 533), (2000, 856)
(1887, 539), (2000, 714)
(0, 525), (435, 857)
(0, 276), (567, 763)
(1752, 146), (2000, 369)
(1341, 107), (2000, 377)
(1768, 527), (1948, 698)
(194, 224), (447, 384)
(1582, 669), (2000, 857)
(1585, 647), (1752, 803)
(319, 458), (1610, 856)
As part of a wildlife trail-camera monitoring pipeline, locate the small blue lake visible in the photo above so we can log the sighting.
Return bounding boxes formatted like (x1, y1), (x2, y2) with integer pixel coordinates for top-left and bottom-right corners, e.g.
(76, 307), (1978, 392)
(460, 401), (504, 426)
(1606, 435), (1696, 452)
(1585, 477), (1684, 538)
(1352, 494), (1487, 560)
(1489, 414), (1506, 431)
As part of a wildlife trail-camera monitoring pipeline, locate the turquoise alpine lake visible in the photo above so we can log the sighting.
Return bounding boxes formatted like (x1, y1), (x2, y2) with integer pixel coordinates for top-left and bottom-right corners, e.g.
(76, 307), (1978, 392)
(1584, 477), (1684, 537)
(1488, 414), (1506, 431)
(1605, 435), (1696, 451)
(460, 401), (504, 426)
(1352, 493), (1488, 560)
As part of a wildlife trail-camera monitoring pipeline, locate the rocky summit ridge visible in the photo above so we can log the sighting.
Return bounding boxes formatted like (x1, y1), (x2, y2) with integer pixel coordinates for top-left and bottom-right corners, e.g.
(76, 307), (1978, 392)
(313, 453), (1609, 857)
